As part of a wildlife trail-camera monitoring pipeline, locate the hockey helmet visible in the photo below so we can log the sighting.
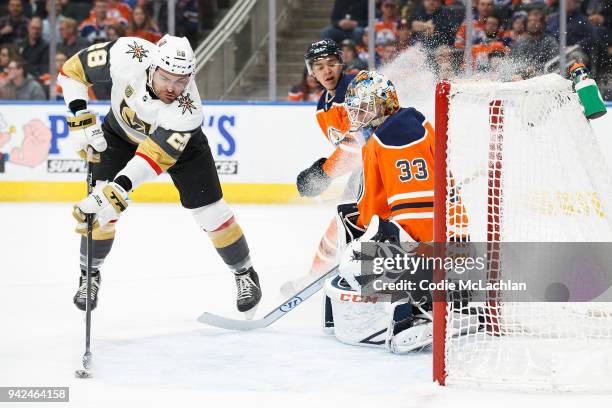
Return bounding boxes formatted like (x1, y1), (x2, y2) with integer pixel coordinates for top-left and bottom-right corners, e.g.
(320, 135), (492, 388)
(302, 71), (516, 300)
(148, 35), (196, 88)
(304, 39), (344, 75)
(345, 70), (400, 132)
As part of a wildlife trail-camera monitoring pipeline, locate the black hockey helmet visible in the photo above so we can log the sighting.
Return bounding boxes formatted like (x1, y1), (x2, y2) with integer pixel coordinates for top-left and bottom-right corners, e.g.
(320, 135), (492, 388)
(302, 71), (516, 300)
(304, 39), (344, 75)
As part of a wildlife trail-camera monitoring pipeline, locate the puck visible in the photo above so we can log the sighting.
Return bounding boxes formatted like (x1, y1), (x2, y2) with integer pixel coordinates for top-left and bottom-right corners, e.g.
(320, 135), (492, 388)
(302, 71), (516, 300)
(74, 369), (92, 379)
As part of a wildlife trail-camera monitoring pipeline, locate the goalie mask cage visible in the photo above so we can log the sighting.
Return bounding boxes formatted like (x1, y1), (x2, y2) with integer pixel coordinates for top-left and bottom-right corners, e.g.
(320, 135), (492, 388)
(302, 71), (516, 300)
(433, 74), (612, 391)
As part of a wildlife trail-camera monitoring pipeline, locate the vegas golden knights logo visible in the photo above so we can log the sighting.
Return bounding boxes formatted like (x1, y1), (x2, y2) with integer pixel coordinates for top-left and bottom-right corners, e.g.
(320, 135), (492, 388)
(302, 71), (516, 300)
(120, 99), (152, 135)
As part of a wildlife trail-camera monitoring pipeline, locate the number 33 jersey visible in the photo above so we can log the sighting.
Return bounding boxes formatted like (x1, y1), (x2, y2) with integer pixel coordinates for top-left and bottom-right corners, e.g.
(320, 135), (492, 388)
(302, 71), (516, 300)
(59, 37), (203, 173)
(356, 107), (436, 242)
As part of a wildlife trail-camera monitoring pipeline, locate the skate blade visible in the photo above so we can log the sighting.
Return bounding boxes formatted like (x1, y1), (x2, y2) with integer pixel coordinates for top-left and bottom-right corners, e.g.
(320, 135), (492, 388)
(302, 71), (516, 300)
(74, 369), (92, 379)
(243, 305), (258, 320)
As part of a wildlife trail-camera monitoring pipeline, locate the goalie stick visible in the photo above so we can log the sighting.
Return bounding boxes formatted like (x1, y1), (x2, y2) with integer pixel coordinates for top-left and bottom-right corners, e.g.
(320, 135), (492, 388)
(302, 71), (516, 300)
(198, 266), (339, 330)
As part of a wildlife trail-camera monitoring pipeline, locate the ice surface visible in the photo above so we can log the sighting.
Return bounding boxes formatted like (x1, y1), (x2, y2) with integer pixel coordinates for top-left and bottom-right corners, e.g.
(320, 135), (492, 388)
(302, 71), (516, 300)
(1, 203), (610, 407)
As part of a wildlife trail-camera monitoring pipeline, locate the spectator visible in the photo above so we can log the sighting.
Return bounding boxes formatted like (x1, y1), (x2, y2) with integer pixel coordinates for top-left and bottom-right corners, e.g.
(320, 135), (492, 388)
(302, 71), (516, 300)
(502, 11), (527, 47)
(322, 0), (368, 45)
(366, 0), (402, 52)
(126, 5), (162, 43)
(409, 0), (457, 50)
(547, 0), (599, 61)
(58, 17), (90, 58)
(2, 59), (46, 100)
(41, 0), (65, 43)
(512, 8), (559, 76)
(584, 0), (612, 56)
(107, 0), (132, 25)
(340, 39), (368, 74)
(200, 0), (217, 30)
(434, 44), (457, 79)
(106, 23), (125, 42)
(379, 40), (398, 65)
(0, 44), (19, 78)
(62, 0), (94, 23)
(455, 0), (494, 48)
(20, 17), (49, 77)
(471, 15), (508, 70)
(79, 0), (121, 43)
(0, 0), (30, 46)
(287, 68), (324, 102)
(177, 0), (200, 47)
(492, 0), (514, 27)
(39, 51), (67, 99)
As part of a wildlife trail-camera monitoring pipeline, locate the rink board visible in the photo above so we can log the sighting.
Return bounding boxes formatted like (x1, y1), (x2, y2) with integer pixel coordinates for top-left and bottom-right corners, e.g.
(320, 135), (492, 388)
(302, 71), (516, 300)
(1, 101), (612, 203)
(0, 101), (330, 203)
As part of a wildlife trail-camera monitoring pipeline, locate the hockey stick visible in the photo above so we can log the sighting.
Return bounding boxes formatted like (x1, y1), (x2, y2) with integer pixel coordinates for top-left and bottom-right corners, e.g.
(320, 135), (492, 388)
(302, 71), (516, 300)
(75, 147), (95, 379)
(198, 266), (339, 330)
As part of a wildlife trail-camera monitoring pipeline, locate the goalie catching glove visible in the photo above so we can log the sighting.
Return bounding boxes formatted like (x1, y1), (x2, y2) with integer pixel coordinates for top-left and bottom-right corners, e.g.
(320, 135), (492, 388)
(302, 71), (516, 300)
(72, 182), (130, 234)
(67, 109), (107, 160)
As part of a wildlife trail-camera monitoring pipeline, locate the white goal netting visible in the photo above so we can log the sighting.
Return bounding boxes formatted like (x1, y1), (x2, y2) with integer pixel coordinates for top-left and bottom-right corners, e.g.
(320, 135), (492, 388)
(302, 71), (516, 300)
(440, 74), (612, 391)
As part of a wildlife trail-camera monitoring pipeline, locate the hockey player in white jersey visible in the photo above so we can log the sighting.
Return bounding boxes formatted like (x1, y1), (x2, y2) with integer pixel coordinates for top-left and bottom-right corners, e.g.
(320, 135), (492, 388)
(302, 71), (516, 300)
(58, 35), (262, 316)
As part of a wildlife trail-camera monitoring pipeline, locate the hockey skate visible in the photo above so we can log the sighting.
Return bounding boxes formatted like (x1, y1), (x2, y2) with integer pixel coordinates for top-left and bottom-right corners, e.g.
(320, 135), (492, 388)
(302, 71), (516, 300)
(73, 270), (101, 311)
(387, 313), (433, 354)
(234, 267), (261, 319)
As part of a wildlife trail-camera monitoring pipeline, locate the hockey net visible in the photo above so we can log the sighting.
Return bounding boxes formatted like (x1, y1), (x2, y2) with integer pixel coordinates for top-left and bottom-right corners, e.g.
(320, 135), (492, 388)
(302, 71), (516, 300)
(433, 74), (612, 391)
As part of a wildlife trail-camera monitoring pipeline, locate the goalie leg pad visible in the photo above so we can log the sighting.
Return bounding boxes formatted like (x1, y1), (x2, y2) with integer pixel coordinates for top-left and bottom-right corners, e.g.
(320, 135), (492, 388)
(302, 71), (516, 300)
(324, 275), (390, 348)
(322, 292), (335, 335)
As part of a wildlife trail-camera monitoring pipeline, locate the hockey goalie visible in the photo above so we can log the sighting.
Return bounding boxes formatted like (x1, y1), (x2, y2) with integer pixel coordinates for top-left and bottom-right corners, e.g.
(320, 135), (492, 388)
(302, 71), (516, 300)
(322, 70), (469, 353)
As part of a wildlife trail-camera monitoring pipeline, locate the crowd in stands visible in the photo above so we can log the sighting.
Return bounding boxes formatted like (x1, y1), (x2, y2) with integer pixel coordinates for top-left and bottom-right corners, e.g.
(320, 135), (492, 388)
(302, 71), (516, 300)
(0, 0), (609, 102)
(0, 0), (221, 100)
(289, 0), (612, 100)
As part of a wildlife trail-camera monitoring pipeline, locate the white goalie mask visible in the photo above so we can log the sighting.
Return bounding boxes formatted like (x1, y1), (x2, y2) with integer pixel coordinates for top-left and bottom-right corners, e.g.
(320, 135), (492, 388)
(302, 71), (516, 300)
(147, 35), (196, 89)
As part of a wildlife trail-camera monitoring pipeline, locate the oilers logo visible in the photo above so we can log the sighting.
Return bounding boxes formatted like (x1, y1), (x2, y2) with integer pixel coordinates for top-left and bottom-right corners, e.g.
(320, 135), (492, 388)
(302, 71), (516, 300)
(327, 127), (346, 146)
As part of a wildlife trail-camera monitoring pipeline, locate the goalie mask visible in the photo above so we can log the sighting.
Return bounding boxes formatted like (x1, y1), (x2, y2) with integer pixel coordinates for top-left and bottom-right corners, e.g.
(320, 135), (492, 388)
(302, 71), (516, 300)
(147, 35), (196, 90)
(345, 70), (400, 133)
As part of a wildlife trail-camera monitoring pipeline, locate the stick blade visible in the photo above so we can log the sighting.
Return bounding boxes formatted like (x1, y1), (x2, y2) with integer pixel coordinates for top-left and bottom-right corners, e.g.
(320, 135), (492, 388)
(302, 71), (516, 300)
(197, 312), (268, 331)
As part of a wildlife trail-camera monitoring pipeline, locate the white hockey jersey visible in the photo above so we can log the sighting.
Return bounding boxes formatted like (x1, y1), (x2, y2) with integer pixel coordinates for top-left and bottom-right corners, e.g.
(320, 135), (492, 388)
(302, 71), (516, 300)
(58, 37), (203, 173)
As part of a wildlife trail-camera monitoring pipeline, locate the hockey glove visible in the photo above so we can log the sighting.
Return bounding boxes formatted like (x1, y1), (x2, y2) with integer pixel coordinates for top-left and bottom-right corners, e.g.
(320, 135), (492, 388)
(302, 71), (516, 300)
(296, 157), (331, 197)
(339, 215), (417, 292)
(67, 109), (106, 161)
(72, 182), (129, 234)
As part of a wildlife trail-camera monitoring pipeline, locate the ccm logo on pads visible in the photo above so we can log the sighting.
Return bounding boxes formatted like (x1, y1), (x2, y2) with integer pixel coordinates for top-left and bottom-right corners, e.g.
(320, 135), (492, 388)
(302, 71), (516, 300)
(339, 294), (379, 304)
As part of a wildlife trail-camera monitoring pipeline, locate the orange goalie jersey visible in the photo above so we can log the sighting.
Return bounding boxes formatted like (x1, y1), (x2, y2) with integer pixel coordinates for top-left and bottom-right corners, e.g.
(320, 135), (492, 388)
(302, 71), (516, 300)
(356, 107), (468, 242)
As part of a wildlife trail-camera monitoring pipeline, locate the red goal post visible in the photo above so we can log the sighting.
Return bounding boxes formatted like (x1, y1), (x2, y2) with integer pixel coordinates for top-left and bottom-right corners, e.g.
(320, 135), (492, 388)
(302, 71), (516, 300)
(432, 75), (612, 391)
